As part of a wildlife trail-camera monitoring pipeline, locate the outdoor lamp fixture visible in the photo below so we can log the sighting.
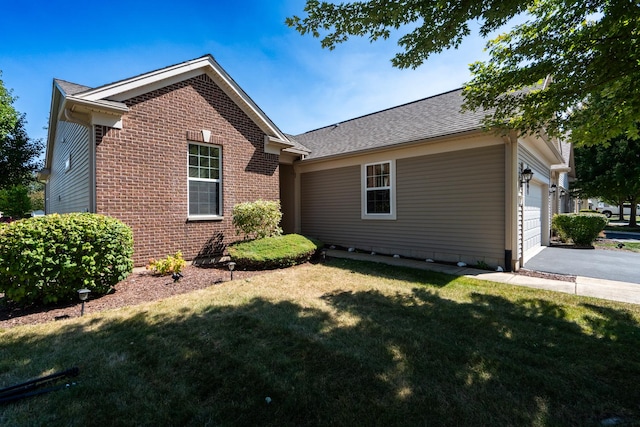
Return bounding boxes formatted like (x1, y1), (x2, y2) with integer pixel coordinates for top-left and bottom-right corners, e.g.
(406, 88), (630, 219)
(520, 164), (534, 194)
(227, 262), (236, 281)
(320, 248), (327, 262)
(77, 288), (90, 316)
(560, 189), (566, 197)
(549, 184), (557, 194)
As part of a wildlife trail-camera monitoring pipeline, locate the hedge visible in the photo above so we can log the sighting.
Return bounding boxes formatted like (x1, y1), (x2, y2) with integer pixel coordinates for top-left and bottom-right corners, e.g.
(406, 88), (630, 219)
(0, 213), (134, 305)
(552, 213), (608, 246)
(228, 234), (323, 270)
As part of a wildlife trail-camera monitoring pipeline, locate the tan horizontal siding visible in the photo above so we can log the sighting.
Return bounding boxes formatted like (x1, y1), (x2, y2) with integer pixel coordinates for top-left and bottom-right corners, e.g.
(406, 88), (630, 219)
(48, 122), (90, 213)
(301, 144), (506, 267)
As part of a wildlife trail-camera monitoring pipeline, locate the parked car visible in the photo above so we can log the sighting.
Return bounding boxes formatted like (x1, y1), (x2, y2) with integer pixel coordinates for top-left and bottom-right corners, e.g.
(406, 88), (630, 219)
(596, 202), (640, 218)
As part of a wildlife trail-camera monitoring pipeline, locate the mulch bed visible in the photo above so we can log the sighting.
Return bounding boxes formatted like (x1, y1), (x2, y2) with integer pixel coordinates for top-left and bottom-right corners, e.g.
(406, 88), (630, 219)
(2, 240), (629, 329)
(0, 265), (268, 330)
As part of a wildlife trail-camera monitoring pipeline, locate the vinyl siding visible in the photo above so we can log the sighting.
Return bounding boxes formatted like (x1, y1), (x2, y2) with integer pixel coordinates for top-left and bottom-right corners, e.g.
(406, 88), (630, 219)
(301, 144), (506, 267)
(46, 121), (91, 213)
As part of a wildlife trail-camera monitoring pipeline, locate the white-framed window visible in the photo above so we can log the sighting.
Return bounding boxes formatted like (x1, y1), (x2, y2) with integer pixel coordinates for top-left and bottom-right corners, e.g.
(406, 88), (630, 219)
(362, 160), (396, 220)
(188, 142), (222, 219)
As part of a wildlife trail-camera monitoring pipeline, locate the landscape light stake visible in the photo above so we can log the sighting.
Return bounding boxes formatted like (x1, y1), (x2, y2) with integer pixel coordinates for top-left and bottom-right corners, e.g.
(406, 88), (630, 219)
(77, 288), (90, 316)
(228, 262), (236, 281)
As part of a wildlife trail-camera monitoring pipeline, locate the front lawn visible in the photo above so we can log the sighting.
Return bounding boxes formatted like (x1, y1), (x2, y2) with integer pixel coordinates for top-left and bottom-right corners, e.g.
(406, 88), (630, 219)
(1, 259), (640, 426)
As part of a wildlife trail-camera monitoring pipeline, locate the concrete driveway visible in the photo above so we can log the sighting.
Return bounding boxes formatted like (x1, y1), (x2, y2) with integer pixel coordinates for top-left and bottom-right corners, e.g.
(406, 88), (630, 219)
(525, 246), (640, 284)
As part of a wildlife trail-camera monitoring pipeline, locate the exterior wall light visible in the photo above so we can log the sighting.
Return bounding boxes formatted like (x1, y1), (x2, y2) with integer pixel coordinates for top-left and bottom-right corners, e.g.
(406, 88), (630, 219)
(520, 164), (534, 194)
(549, 184), (557, 194)
(77, 288), (90, 316)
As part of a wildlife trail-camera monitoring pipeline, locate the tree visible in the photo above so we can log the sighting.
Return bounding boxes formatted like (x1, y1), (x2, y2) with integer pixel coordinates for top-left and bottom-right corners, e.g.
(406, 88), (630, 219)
(574, 135), (640, 226)
(0, 72), (44, 190)
(287, 0), (640, 146)
(0, 185), (32, 219)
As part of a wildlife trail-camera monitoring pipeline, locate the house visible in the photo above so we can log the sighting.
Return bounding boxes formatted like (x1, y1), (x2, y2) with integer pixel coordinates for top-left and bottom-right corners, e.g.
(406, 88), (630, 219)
(40, 55), (305, 266)
(284, 89), (573, 271)
(42, 55), (572, 271)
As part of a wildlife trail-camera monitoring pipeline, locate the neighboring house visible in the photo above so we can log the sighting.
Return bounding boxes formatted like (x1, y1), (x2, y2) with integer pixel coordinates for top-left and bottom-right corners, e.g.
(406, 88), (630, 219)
(42, 55), (572, 272)
(40, 55), (304, 266)
(285, 89), (572, 271)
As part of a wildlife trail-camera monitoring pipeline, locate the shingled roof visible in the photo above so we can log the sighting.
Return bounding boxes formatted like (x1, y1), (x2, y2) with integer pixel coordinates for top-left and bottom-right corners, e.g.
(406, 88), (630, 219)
(291, 88), (489, 160)
(54, 79), (92, 96)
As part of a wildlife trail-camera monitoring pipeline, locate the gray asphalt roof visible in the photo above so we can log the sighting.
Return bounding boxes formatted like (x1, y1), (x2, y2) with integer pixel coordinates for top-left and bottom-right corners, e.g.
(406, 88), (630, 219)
(292, 88), (489, 160)
(55, 79), (92, 96)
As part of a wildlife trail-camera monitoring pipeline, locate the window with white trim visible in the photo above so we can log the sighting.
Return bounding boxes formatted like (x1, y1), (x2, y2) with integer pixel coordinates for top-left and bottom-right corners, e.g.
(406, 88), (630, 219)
(362, 160), (396, 219)
(188, 143), (222, 218)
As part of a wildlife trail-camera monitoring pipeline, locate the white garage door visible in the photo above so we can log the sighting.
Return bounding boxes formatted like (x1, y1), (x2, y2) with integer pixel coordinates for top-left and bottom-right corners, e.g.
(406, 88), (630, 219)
(523, 182), (543, 257)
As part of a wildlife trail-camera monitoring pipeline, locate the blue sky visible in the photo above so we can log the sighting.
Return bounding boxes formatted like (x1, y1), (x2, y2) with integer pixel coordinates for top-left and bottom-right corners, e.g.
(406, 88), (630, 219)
(1, 0), (492, 144)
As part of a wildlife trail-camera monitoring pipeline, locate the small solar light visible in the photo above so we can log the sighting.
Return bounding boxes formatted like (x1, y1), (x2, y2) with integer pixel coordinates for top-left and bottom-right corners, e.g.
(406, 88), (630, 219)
(77, 288), (90, 316)
(228, 262), (236, 280)
(321, 249), (327, 262)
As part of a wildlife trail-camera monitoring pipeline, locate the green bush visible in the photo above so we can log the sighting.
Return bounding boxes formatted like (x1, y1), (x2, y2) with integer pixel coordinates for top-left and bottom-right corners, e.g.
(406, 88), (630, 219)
(147, 251), (186, 275)
(552, 213), (608, 246)
(0, 213), (134, 305)
(232, 200), (282, 240)
(228, 234), (323, 270)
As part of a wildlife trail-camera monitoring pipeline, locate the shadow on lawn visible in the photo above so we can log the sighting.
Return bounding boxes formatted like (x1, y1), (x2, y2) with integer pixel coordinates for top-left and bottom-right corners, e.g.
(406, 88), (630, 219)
(2, 262), (640, 426)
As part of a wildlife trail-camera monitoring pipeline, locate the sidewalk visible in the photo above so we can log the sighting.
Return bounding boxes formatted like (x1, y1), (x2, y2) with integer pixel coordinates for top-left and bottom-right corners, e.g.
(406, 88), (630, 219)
(327, 249), (640, 305)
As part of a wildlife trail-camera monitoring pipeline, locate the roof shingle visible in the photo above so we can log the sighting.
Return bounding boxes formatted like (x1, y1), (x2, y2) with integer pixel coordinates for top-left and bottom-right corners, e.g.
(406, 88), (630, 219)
(293, 88), (488, 160)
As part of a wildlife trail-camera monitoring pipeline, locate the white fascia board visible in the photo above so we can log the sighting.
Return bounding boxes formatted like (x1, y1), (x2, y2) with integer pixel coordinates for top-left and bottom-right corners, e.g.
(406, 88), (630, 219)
(202, 59), (291, 145)
(80, 57), (210, 102)
(77, 55), (292, 148)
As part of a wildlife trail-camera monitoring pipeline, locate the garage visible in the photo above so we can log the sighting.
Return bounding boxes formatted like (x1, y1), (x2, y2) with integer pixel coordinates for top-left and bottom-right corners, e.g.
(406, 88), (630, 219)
(523, 181), (544, 259)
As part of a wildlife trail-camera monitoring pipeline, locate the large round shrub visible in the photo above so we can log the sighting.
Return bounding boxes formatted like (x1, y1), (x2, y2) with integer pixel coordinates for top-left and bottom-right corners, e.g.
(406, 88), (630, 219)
(0, 213), (134, 305)
(552, 213), (608, 246)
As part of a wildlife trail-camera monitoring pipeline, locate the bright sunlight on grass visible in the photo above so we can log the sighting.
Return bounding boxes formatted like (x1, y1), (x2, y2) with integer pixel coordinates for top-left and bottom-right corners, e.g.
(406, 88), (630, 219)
(1, 259), (640, 426)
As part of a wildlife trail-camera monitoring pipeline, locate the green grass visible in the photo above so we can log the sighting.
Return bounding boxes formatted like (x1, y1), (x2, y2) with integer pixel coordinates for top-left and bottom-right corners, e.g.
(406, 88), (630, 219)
(2, 259), (640, 426)
(604, 222), (640, 233)
(595, 241), (640, 252)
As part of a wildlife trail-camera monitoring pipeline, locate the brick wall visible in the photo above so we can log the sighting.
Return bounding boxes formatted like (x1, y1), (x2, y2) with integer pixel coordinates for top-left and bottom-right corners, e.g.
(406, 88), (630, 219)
(95, 74), (280, 266)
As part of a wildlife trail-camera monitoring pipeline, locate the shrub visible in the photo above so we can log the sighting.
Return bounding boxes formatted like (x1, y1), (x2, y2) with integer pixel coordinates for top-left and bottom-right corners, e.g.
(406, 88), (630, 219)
(228, 234), (323, 270)
(552, 213), (608, 246)
(232, 200), (282, 240)
(0, 213), (134, 305)
(147, 251), (186, 276)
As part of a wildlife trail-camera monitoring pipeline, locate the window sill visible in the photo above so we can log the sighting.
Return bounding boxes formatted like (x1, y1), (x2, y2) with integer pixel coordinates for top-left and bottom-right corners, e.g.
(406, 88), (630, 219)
(187, 216), (224, 222)
(361, 213), (396, 220)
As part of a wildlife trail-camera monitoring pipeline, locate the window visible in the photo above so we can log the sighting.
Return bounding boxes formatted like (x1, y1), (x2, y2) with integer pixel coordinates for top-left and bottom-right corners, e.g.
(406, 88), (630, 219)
(188, 143), (222, 218)
(362, 160), (396, 219)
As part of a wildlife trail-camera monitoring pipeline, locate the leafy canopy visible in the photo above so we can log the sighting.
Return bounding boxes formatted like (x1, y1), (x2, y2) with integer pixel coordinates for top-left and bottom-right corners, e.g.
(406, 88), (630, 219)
(0, 72), (44, 190)
(574, 134), (640, 225)
(287, 0), (640, 146)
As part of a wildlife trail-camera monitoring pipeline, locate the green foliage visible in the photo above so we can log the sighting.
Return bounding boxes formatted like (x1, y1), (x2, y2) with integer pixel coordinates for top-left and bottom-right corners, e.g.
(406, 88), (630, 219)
(228, 234), (323, 270)
(0, 185), (32, 218)
(232, 200), (283, 240)
(552, 213), (608, 246)
(288, 0), (640, 147)
(28, 181), (45, 212)
(0, 72), (43, 190)
(147, 251), (186, 276)
(574, 134), (640, 226)
(0, 213), (133, 305)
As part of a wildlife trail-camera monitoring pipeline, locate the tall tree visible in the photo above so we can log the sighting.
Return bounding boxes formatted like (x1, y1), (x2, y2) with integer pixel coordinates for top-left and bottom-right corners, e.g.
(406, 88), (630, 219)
(574, 135), (640, 226)
(0, 72), (43, 190)
(287, 0), (640, 146)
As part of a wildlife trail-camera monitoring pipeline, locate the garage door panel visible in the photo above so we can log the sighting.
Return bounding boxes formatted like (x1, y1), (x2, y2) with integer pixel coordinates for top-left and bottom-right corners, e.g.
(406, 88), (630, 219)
(523, 182), (543, 255)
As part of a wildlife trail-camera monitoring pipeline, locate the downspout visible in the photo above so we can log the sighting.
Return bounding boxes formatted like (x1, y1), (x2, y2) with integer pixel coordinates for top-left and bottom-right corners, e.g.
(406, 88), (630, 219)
(63, 109), (96, 213)
(503, 133), (518, 272)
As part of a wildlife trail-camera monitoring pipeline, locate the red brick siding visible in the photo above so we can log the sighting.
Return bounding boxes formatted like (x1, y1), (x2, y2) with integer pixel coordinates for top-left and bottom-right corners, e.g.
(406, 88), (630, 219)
(95, 74), (280, 266)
